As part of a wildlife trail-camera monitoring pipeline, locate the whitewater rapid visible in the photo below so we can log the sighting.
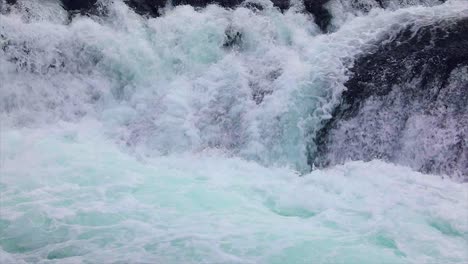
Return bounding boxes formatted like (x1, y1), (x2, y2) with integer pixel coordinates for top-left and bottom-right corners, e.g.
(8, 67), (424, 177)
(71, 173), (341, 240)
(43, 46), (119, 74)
(1, 121), (467, 263)
(1, 0), (467, 263)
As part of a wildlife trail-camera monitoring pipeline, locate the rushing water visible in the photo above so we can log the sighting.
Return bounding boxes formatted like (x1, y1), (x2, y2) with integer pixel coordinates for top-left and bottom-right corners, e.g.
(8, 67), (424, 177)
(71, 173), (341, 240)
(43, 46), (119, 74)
(1, 0), (467, 263)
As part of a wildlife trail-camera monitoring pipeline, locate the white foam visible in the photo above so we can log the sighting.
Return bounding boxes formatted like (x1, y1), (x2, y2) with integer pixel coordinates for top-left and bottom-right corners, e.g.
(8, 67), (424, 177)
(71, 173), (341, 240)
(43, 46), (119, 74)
(1, 123), (467, 263)
(1, 1), (467, 262)
(1, 0), (466, 169)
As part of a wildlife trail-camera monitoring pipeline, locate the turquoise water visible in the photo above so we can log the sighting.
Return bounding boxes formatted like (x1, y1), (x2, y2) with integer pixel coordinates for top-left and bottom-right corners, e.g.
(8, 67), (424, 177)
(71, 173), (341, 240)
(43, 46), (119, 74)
(1, 0), (468, 263)
(1, 123), (467, 263)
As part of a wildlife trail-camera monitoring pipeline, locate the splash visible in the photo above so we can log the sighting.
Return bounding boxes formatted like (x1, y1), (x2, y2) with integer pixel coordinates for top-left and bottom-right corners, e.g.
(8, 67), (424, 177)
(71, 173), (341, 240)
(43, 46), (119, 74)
(2, 0), (466, 169)
(1, 123), (467, 263)
(1, 0), (467, 263)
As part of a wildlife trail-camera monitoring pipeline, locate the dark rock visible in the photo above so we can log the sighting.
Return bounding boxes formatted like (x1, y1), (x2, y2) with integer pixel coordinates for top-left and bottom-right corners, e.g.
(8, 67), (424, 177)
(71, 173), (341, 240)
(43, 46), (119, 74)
(172, 0), (291, 11)
(242, 2), (265, 11)
(311, 18), (468, 179)
(61, 0), (97, 11)
(303, 0), (331, 32)
(376, 0), (446, 8)
(271, 0), (290, 11)
(124, 0), (166, 16)
(172, 0), (243, 8)
(57, 0), (292, 18)
(59, 0), (165, 16)
(52, 1), (334, 32)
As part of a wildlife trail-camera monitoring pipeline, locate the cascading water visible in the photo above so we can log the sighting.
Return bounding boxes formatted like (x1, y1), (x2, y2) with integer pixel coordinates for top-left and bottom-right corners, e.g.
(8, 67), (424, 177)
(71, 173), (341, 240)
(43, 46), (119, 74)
(0, 0), (467, 263)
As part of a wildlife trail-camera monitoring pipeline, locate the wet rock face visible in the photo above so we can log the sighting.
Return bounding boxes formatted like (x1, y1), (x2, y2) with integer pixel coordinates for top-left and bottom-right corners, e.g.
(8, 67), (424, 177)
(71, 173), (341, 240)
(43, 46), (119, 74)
(165, 0), (291, 10)
(375, 0), (446, 8)
(57, 0), (291, 16)
(303, 0), (330, 32)
(5, 0), (332, 31)
(58, 0), (166, 16)
(123, 0), (166, 16)
(312, 18), (468, 179)
(172, 0), (243, 8)
(61, 0), (97, 11)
